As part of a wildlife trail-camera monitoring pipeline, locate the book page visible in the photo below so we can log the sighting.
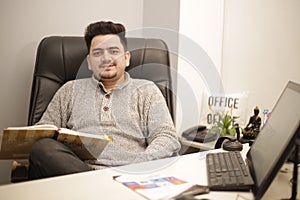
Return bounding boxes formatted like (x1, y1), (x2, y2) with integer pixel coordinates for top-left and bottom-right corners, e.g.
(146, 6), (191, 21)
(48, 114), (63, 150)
(6, 124), (58, 130)
(58, 128), (112, 141)
(56, 132), (110, 160)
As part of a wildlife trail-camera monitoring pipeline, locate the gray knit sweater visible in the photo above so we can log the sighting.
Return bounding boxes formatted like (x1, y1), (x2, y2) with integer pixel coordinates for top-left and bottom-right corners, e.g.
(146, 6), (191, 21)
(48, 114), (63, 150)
(37, 72), (181, 167)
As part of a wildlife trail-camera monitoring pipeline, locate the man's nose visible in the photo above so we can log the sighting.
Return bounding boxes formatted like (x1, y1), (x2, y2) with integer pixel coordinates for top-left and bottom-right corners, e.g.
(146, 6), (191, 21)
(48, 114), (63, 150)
(101, 51), (112, 63)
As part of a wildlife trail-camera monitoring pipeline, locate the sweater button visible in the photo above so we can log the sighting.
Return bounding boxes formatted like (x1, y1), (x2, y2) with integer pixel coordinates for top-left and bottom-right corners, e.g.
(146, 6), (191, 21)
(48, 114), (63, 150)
(103, 106), (109, 111)
(105, 94), (110, 99)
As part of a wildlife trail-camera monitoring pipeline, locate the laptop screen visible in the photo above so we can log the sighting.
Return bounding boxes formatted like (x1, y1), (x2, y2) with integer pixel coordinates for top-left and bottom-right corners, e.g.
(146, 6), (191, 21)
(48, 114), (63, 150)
(247, 81), (300, 199)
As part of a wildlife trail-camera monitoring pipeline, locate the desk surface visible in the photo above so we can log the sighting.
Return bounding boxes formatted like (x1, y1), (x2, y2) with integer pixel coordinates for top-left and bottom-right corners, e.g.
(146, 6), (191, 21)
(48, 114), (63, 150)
(0, 145), (297, 200)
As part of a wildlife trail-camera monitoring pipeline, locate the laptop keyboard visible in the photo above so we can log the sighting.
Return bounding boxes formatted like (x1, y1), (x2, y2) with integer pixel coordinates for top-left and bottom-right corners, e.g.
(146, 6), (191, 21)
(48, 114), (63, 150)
(206, 151), (254, 191)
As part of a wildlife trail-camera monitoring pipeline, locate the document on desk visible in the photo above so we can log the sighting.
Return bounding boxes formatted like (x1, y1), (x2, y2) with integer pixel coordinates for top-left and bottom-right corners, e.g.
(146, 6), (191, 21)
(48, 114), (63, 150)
(114, 174), (209, 200)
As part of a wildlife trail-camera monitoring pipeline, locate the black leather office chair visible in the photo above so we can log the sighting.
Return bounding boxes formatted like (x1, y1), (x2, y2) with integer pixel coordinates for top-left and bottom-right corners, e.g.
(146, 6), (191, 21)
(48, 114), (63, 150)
(12, 36), (175, 182)
(28, 36), (175, 126)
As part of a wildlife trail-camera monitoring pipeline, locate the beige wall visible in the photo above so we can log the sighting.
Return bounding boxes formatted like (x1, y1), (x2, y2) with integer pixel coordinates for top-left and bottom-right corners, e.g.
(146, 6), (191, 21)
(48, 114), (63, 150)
(143, 0), (180, 70)
(222, 0), (300, 114)
(0, 0), (182, 131)
(0, 0), (144, 129)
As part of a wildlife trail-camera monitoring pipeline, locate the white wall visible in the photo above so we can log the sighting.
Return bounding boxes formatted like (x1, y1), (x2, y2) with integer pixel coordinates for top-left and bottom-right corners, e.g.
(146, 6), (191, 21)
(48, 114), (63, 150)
(0, 0), (143, 130)
(222, 0), (300, 116)
(177, 0), (225, 132)
(177, 0), (300, 132)
(222, 0), (300, 118)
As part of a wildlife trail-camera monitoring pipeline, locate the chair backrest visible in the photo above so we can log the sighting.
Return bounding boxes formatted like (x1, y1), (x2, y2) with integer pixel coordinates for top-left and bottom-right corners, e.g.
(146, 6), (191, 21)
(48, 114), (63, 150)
(28, 36), (174, 125)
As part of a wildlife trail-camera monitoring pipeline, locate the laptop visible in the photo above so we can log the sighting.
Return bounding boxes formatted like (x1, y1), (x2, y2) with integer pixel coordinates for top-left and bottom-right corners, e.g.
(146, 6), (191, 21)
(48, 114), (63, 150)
(206, 81), (300, 200)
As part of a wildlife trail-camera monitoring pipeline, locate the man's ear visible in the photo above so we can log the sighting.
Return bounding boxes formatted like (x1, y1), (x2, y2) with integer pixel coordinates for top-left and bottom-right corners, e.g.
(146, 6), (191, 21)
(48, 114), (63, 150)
(125, 51), (131, 67)
(87, 55), (92, 70)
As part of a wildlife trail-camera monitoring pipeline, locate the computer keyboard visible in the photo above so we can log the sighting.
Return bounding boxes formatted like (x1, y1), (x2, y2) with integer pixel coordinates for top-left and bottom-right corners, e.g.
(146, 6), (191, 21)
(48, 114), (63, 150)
(206, 151), (254, 191)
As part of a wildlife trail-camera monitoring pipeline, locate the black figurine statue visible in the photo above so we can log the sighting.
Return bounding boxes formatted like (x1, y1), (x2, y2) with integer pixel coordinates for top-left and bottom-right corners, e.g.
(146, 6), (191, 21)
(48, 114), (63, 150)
(243, 106), (262, 139)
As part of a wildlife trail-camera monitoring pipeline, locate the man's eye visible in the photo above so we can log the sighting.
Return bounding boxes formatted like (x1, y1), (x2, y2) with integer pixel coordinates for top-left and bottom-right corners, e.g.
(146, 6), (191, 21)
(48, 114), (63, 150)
(110, 50), (120, 55)
(92, 51), (101, 57)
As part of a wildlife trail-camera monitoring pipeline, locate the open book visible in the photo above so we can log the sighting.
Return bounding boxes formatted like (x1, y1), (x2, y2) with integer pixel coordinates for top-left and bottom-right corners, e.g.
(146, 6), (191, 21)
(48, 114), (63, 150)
(0, 124), (111, 160)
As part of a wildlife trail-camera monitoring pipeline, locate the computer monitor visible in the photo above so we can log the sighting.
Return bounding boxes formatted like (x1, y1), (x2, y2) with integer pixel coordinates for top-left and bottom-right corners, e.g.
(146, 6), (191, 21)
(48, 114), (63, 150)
(246, 81), (300, 200)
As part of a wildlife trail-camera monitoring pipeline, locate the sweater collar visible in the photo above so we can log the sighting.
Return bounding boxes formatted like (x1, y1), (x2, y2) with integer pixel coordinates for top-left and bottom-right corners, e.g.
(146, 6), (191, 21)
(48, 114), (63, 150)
(91, 72), (131, 93)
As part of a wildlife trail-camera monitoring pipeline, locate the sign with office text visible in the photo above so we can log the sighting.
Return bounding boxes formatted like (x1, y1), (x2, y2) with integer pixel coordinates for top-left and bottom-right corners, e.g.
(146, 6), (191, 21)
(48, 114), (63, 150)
(200, 92), (249, 128)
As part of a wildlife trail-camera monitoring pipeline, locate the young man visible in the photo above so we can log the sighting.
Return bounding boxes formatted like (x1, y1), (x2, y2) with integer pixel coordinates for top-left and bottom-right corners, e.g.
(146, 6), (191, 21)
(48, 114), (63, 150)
(28, 21), (181, 179)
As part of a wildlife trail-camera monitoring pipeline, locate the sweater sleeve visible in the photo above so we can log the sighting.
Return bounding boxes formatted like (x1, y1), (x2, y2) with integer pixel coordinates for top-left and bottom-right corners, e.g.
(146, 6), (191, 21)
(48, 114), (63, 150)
(133, 83), (181, 162)
(36, 81), (73, 128)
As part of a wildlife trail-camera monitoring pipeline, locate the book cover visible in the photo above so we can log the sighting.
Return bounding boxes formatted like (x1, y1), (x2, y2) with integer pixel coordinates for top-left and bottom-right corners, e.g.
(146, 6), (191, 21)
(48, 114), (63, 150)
(0, 125), (111, 160)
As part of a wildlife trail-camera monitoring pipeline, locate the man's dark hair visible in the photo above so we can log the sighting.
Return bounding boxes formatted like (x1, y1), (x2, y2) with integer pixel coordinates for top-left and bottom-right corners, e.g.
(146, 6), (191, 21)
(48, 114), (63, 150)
(84, 21), (127, 53)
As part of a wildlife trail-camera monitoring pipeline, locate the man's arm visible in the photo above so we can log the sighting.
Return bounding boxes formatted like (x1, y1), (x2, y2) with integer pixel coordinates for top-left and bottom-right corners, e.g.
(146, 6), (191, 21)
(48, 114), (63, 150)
(36, 81), (73, 127)
(133, 83), (181, 162)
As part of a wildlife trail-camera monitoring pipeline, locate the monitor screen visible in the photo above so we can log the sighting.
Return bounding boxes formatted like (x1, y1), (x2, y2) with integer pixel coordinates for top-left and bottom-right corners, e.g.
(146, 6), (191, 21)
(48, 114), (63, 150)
(247, 81), (300, 199)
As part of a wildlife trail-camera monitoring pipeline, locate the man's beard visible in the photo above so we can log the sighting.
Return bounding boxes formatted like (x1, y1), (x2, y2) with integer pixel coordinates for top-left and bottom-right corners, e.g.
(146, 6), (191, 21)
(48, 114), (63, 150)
(99, 70), (118, 81)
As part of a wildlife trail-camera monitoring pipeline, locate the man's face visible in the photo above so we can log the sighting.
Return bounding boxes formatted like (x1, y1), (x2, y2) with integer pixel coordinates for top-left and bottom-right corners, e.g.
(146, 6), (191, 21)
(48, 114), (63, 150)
(87, 34), (130, 83)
